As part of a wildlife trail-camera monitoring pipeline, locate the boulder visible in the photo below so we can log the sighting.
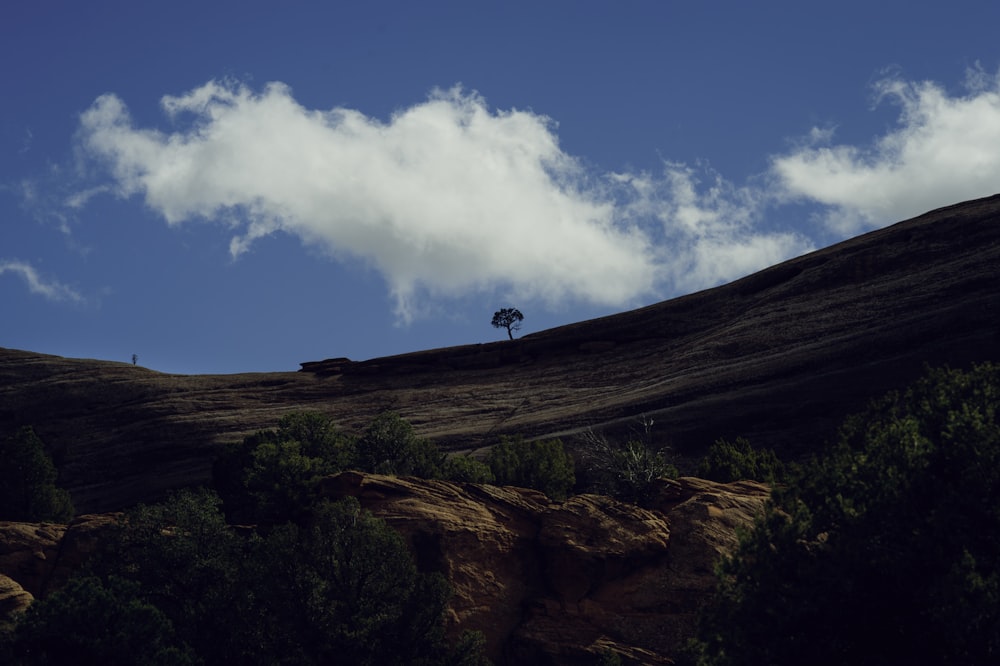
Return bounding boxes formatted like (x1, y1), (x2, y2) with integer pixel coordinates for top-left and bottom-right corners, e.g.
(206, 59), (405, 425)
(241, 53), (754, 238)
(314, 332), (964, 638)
(0, 574), (32, 627)
(0, 521), (66, 599)
(0, 514), (118, 600)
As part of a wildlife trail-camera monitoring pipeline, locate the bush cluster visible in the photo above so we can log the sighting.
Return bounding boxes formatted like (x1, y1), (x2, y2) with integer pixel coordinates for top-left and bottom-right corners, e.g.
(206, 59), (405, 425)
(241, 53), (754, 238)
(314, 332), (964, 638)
(9, 358), (1000, 665)
(215, 412), (576, 523)
(486, 435), (575, 500)
(214, 411), (460, 524)
(576, 424), (677, 504)
(0, 408), (644, 663)
(3, 489), (486, 665)
(696, 436), (785, 485)
(0, 427), (73, 522)
(689, 363), (1000, 665)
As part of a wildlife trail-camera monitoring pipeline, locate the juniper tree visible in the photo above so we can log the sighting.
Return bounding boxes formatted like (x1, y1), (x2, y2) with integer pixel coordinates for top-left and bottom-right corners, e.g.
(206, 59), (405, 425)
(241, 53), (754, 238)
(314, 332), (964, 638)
(491, 307), (523, 340)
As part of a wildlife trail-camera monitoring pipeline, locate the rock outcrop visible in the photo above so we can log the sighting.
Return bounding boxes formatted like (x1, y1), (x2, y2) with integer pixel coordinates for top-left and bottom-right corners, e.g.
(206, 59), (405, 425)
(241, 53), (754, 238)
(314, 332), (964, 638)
(320, 473), (770, 664)
(0, 514), (118, 601)
(3, 195), (997, 661)
(0, 575), (32, 628)
(0, 476), (767, 664)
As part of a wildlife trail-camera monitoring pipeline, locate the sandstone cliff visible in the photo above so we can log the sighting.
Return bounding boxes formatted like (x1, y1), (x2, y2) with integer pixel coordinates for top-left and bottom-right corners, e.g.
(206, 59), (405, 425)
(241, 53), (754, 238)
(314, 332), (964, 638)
(0, 476), (767, 664)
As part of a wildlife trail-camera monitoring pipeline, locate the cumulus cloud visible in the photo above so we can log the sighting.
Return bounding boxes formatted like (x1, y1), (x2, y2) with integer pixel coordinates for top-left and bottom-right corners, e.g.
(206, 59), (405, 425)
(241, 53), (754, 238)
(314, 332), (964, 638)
(0, 260), (83, 303)
(78, 81), (663, 320)
(772, 65), (1000, 234)
(64, 70), (1000, 320)
(73, 79), (818, 319)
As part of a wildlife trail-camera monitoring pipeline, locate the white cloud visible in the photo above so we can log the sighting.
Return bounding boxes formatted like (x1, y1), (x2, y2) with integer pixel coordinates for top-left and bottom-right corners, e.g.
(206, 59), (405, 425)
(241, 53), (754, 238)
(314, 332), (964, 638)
(77, 81), (660, 320)
(73, 80), (820, 319)
(772, 65), (1000, 234)
(617, 164), (814, 293)
(0, 260), (83, 303)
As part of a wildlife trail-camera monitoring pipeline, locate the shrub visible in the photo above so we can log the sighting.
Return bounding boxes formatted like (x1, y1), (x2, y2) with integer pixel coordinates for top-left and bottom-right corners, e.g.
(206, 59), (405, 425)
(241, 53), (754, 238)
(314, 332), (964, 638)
(487, 435), (575, 500)
(0, 427), (74, 522)
(697, 437), (785, 484)
(6, 575), (194, 665)
(577, 426), (677, 504)
(442, 454), (495, 484)
(31, 489), (486, 666)
(356, 411), (446, 477)
(693, 363), (1000, 665)
(89, 488), (252, 664)
(606, 439), (678, 504)
(252, 497), (485, 665)
(213, 411), (351, 523)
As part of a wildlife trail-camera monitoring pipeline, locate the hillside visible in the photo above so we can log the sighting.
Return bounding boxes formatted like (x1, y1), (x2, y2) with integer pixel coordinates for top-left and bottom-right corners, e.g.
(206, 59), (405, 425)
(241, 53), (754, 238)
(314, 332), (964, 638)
(2, 195), (999, 513)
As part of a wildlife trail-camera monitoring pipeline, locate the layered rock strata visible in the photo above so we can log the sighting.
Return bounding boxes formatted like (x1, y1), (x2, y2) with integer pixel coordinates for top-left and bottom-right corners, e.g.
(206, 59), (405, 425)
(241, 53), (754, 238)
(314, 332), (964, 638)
(320, 473), (770, 664)
(0, 477), (767, 664)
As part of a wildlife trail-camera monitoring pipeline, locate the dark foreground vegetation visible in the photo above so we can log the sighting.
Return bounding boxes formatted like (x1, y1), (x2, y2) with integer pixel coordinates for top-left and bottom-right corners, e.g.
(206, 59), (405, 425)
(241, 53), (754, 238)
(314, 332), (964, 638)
(2, 363), (998, 664)
(0, 427), (74, 523)
(4, 489), (487, 665)
(0, 410), (582, 665)
(688, 362), (1000, 665)
(1, 414), (495, 664)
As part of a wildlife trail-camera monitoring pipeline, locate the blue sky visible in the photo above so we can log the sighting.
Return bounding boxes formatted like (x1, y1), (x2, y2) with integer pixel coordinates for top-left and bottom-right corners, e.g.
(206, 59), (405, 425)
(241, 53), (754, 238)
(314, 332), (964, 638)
(3, 1), (1000, 374)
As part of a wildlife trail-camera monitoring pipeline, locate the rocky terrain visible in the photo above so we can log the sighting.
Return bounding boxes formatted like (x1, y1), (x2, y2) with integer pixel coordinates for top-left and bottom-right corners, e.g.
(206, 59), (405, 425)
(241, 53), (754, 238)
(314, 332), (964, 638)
(2, 195), (999, 514)
(319, 473), (769, 664)
(0, 475), (768, 664)
(1, 194), (999, 663)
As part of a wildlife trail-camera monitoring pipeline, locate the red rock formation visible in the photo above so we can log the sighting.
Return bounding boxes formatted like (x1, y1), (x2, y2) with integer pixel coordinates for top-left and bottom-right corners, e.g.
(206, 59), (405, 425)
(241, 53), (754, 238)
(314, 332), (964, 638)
(0, 514), (118, 600)
(0, 476), (766, 663)
(320, 473), (769, 664)
(0, 575), (32, 626)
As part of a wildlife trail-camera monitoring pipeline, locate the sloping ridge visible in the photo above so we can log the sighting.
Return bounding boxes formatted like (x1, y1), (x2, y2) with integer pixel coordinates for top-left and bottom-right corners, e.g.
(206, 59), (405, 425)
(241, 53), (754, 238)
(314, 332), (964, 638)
(2, 195), (999, 513)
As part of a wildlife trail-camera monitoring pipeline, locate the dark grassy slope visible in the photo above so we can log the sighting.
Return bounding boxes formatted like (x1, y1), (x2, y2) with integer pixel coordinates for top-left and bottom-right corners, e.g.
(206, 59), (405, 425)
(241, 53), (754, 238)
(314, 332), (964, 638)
(2, 195), (999, 513)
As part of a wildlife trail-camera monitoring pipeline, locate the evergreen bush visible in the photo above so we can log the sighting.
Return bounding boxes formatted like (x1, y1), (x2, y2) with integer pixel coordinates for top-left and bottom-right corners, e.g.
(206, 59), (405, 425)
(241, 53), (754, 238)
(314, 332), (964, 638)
(442, 454), (495, 484)
(692, 363), (1000, 665)
(697, 436), (785, 485)
(487, 435), (575, 500)
(5, 489), (486, 665)
(0, 427), (74, 522)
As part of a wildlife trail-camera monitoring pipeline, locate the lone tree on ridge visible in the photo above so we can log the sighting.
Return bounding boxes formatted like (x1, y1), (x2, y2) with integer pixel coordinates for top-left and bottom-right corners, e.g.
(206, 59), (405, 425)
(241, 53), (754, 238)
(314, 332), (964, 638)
(492, 308), (524, 340)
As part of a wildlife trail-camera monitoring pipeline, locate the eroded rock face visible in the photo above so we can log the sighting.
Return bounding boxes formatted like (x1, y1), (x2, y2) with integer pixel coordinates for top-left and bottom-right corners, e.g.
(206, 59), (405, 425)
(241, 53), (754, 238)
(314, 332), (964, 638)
(321, 472), (770, 665)
(0, 476), (766, 663)
(0, 575), (32, 625)
(318, 471), (552, 657)
(0, 514), (118, 601)
(0, 521), (66, 600)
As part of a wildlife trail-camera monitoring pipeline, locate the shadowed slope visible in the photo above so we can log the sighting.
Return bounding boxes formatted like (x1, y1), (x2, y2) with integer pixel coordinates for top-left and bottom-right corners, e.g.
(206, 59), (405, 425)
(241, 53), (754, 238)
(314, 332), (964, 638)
(2, 195), (999, 512)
